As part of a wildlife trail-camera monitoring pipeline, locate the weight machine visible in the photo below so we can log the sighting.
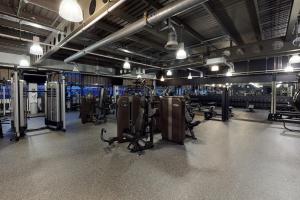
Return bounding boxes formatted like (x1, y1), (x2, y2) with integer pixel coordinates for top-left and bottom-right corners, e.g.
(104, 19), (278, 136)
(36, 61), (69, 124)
(80, 87), (111, 124)
(204, 87), (232, 121)
(101, 79), (200, 153)
(45, 80), (66, 131)
(268, 89), (300, 131)
(101, 80), (156, 153)
(10, 71), (66, 141)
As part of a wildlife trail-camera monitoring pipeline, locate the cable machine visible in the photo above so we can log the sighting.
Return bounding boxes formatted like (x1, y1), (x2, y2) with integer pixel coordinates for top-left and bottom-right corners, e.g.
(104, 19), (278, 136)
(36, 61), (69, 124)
(204, 87), (231, 121)
(10, 70), (66, 141)
(45, 80), (66, 131)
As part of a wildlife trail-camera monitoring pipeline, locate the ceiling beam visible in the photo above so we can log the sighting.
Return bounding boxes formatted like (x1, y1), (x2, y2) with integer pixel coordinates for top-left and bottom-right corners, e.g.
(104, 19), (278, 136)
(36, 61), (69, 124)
(95, 21), (167, 53)
(246, 0), (263, 41)
(202, 0), (244, 45)
(286, 0), (300, 41)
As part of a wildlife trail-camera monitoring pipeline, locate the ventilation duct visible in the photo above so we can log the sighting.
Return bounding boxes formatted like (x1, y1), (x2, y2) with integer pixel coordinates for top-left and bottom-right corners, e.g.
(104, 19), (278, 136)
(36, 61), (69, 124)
(64, 0), (209, 63)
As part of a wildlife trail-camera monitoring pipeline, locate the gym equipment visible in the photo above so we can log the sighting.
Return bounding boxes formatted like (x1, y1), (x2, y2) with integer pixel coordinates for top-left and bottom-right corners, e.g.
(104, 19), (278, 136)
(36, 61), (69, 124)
(80, 88), (111, 124)
(160, 97), (186, 144)
(10, 71), (66, 140)
(268, 89), (300, 131)
(101, 79), (157, 153)
(247, 104), (255, 112)
(45, 81), (66, 130)
(11, 71), (27, 140)
(204, 88), (232, 121)
(101, 79), (200, 153)
(101, 95), (155, 153)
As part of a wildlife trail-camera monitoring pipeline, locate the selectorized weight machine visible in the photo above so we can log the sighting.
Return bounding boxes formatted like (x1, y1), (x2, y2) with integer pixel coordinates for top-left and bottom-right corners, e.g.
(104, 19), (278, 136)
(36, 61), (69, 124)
(204, 87), (232, 121)
(10, 71), (66, 141)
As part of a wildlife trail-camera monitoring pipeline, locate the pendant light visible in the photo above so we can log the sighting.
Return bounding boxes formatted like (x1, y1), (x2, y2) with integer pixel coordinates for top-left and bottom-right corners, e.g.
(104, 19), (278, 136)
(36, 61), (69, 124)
(123, 57), (131, 69)
(30, 36), (43, 56)
(59, 0), (83, 22)
(226, 68), (234, 77)
(176, 27), (187, 60)
(211, 65), (219, 72)
(284, 64), (294, 72)
(73, 66), (79, 72)
(19, 58), (30, 67)
(188, 72), (192, 79)
(176, 42), (187, 60)
(160, 75), (165, 82)
(164, 19), (178, 50)
(289, 54), (300, 64)
(226, 71), (233, 77)
(166, 70), (172, 76)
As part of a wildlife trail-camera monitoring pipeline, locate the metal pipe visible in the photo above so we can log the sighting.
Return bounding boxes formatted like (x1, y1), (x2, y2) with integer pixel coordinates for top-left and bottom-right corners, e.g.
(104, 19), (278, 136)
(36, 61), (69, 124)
(0, 33), (161, 69)
(35, 0), (128, 64)
(187, 35), (229, 48)
(117, 48), (157, 60)
(0, 13), (62, 33)
(64, 0), (208, 63)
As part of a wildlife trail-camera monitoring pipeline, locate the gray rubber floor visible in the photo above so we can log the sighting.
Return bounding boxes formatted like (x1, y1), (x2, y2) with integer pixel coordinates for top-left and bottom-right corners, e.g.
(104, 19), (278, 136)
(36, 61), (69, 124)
(1, 112), (300, 200)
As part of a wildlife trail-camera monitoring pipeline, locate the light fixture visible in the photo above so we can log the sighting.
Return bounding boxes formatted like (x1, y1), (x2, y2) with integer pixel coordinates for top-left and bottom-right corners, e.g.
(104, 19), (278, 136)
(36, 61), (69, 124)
(73, 66), (79, 72)
(226, 71), (232, 77)
(211, 65), (219, 72)
(137, 74), (142, 79)
(166, 70), (172, 76)
(59, 0), (83, 22)
(188, 72), (192, 80)
(164, 19), (178, 50)
(123, 57), (131, 69)
(289, 54), (300, 64)
(226, 68), (234, 77)
(165, 31), (178, 50)
(30, 36), (43, 56)
(176, 42), (187, 60)
(19, 58), (29, 67)
(160, 75), (165, 82)
(276, 83), (282, 88)
(284, 64), (294, 72)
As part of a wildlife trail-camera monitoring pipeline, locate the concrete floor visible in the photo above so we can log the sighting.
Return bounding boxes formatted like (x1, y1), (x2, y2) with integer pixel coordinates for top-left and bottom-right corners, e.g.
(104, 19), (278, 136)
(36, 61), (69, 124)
(1, 112), (300, 200)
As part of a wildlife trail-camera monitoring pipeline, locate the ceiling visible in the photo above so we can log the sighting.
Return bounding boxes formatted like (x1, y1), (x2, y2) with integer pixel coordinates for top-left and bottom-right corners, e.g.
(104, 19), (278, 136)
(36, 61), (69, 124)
(0, 0), (298, 73)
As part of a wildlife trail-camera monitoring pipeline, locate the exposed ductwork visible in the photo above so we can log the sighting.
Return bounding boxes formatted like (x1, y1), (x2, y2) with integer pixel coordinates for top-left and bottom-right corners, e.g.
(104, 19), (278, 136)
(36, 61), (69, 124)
(64, 0), (208, 63)
(0, 13), (61, 33)
(0, 33), (161, 69)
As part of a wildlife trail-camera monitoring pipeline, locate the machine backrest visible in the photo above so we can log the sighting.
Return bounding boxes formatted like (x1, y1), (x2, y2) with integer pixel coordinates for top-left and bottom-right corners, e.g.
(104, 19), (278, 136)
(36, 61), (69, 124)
(160, 97), (185, 144)
(117, 96), (141, 141)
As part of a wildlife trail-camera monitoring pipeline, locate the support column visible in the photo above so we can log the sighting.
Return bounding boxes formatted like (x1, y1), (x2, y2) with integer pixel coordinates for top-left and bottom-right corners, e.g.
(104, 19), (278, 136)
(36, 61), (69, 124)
(271, 74), (277, 115)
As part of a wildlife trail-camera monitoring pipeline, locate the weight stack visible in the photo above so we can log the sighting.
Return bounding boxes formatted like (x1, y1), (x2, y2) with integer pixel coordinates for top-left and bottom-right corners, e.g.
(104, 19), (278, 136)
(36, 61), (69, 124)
(117, 96), (141, 142)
